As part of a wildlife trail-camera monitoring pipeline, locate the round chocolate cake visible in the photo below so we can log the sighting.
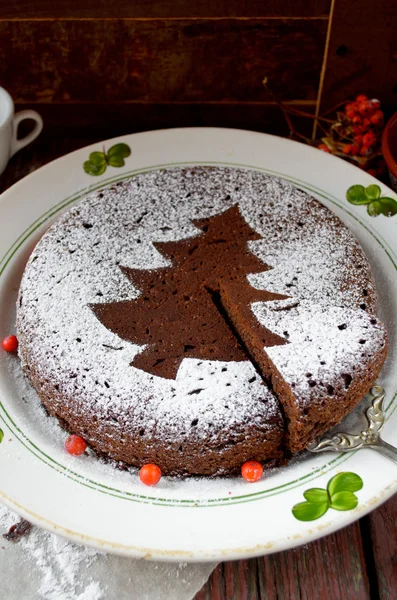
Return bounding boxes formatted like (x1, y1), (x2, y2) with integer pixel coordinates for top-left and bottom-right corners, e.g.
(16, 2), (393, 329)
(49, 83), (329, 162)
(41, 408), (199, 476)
(17, 167), (388, 475)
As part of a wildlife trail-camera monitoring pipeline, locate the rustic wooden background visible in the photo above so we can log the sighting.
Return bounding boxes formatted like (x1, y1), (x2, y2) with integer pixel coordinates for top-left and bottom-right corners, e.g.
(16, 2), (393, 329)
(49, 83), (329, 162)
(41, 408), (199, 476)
(1, 0), (396, 139)
(1, 2), (397, 599)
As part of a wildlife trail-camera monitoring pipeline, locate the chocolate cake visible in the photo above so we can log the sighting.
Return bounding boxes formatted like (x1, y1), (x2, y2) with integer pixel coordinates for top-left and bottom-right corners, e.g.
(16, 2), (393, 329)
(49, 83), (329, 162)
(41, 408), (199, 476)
(16, 167), (388, 476)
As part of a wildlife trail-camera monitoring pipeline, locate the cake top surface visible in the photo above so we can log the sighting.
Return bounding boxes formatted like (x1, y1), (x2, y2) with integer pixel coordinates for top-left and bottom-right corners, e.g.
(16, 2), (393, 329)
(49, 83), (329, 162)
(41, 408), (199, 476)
(17, 166), (379, 441)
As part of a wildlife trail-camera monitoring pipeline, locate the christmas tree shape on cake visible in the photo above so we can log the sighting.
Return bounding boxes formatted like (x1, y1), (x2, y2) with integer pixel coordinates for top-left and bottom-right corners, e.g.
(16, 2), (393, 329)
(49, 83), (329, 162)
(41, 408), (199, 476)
(92, 206), (287, 379)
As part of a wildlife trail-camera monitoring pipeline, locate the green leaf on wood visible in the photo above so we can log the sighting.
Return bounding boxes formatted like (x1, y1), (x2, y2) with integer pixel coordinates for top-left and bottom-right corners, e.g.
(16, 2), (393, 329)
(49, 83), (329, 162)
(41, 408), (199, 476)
(346, 185), (368, 205)
(303, 488), (329, 504)
(329, 491), (359, 511)
(327, 472), (363, 496)
(292, 501), (329, 521)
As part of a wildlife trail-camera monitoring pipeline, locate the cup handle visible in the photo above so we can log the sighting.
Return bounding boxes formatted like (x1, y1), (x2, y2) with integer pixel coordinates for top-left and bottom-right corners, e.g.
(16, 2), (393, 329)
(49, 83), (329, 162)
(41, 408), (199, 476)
(11, 110), (43, 157)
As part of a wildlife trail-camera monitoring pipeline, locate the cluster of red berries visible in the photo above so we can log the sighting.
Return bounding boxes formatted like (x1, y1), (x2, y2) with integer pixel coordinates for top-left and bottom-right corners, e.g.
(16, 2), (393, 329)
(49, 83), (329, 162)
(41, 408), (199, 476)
(318, 95), (386, 177)
(2, 334), (265, 486)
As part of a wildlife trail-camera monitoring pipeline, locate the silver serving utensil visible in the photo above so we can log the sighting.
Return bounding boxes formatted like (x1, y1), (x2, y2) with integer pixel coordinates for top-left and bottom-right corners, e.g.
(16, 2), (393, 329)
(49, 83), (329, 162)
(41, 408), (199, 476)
(308, 385), (397, 465)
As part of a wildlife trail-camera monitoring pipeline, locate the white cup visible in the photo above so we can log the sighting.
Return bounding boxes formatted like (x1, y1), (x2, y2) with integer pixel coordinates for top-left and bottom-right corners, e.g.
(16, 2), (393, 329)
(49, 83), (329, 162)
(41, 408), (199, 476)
(0, 87), (43, 176)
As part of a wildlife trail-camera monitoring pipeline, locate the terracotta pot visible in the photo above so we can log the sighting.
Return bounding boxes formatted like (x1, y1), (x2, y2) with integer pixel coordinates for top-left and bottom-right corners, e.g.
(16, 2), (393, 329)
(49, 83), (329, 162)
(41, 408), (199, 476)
(382, 111), (397, 192)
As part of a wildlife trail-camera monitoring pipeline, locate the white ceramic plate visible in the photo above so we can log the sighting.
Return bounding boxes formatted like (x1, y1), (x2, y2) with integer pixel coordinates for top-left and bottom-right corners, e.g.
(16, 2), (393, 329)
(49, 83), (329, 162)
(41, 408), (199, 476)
(0, 128), (396, 561)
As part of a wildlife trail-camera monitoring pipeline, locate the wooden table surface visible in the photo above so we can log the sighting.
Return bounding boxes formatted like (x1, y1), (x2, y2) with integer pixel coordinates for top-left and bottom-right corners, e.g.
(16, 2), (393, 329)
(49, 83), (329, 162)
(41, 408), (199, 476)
(1, 134), (396, 600)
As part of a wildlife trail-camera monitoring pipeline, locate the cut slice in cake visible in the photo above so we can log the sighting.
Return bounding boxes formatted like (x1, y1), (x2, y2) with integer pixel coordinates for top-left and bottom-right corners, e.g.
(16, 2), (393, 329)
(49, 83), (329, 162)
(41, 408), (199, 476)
(220, 280), (388, 452)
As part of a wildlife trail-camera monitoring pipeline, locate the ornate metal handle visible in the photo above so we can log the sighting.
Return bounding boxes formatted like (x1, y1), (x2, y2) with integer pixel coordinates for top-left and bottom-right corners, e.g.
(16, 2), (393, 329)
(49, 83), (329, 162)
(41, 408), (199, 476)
(308, 386), (397, 465)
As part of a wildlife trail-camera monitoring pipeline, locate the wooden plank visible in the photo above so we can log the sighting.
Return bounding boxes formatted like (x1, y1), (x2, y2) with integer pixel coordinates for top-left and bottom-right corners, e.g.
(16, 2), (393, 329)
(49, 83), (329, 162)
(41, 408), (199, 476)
(16, 101), (315, 138)
(367, 495), (397, 599)
(0, 0), (331, 19)
(0, 19), (327, 103)
(195, 523), (371, 599)
(319, 0), (397, 111)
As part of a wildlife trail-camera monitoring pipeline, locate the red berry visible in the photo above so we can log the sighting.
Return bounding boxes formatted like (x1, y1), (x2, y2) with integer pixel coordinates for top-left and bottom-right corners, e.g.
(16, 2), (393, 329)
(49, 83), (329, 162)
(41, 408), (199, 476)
(355, 94), (368, 103)
(354, 134), (363, 145)
(65, 434), (87, 456)
(352, 115), (362, 125)
(241, 461), (263, 483)
(370, 110), (384, 127)
(362, 117), (371, 129)
(360, 145), (372, 157)
(2, 335), (18, 353)
(358, 101), (371, 116)
(139, 464), (162, 486)
(345, 102), (356, 111)
(318, 143), (331, 153)
(342, 144), (353, 155)
(350, 144), (360, 156)
(345, 105), (357, 119)
(363, 131), (376, 146)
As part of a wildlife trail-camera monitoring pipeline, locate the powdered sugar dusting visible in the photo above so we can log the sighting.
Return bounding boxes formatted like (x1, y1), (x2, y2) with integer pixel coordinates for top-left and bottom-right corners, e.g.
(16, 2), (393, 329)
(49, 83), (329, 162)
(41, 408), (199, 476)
(16, 167), (381, 448)
(253, 301), (386, 407)
(0, 504), (104, 599)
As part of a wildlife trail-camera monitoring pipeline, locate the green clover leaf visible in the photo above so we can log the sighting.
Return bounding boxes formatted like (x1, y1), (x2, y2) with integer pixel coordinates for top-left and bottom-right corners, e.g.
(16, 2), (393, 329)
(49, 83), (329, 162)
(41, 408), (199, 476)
(329, 491), (359, 511)
(365, 184), (381, 200)
(89, 151), (106, 166)
(303, 488), (329, 503)
(292, 501), (329, 521)
(379, 197), (397, 217)
(346, 183), (397, 217)
(107, 143), (131, 160)
(292, 472), (363, 521)
(367, 200), (382, 216)
(83, 160), (107, 176)
(0, 428), (3, 443)
(327, 472), (363, 496)
(107, 155), (125, 168)
(346, 185), (369, 205)
(83, 144), (131, 176)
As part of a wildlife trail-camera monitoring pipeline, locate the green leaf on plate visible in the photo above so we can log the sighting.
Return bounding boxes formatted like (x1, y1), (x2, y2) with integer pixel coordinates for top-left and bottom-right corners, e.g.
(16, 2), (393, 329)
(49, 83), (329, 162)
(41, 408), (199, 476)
(0, 428), (3, 443)
(346, 185), (369, 205)
(88, 151), (106, 166)
(303, 488), (329, 504)
(330, 491), (358, 511)
(367, 200), (382, 217)
(379, 197), (397, 217)
(327, 472), (363, 496)
(83, 160), (107, 176)
(292, 501), (329, 521)
(107, 143), (131, 159)
(365, 184), (381, 200)
(107, 155), (125, 168)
